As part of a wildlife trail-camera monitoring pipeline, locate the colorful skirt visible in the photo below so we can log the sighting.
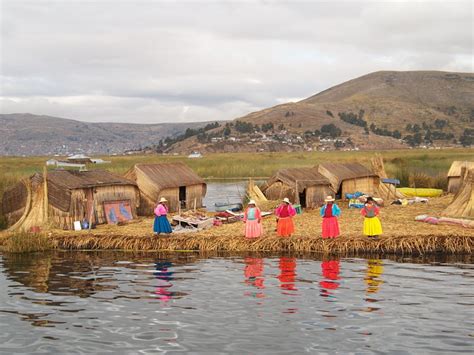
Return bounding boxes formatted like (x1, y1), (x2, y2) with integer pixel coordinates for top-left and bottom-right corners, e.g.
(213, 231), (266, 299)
(153, 215), (172, 234)
(322, 217), (340, 238)
(277, 217), (294, 237)
(245, 219), (263, 239)
(363, 217), (383, 236)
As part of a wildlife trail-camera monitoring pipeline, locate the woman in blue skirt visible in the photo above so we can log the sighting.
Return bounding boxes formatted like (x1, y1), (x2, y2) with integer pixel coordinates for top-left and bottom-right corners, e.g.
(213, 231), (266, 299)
(153, 197), (172, 234)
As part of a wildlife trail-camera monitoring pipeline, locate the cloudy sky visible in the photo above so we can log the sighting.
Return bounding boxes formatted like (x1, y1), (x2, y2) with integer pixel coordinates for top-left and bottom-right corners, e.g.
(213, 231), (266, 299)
(0, 0), (472, 124)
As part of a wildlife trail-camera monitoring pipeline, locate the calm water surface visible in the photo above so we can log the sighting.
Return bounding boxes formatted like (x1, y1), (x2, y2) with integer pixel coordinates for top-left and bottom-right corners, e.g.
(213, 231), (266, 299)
(0, 251), (472, 354)
(203, 181), (247, 211)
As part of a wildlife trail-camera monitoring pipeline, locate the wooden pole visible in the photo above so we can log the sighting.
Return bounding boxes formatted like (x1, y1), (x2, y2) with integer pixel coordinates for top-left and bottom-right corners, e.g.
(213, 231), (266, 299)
(43, 165), (49, 222)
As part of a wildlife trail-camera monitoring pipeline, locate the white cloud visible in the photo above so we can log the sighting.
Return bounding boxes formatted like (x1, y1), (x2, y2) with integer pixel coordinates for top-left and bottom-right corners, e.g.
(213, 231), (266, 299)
(0, 0), (472, 123)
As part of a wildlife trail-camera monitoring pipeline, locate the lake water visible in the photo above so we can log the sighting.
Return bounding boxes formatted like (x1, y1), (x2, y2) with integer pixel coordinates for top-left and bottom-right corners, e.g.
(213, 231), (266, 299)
(0, 251), (473, 354)
(203, 181), (247, 211)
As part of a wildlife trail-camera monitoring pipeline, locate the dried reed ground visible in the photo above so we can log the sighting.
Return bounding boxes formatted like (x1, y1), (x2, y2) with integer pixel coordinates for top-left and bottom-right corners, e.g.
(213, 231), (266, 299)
(1, 196), (473, 255)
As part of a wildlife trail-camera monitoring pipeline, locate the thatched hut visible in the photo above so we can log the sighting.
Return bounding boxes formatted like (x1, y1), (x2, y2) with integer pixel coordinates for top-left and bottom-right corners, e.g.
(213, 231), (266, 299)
(447, 161), (474, 194)
(2, 170), (139, 231)
(124, 163), (206, 214)
(261, 168), (332, 208)
(317, 162), (379, 199)
(443, 167), (474, 219)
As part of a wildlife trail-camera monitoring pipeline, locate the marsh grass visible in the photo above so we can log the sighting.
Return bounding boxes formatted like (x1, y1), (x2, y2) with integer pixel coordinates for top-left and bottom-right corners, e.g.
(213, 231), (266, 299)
(0, 148), (471, 200)
(2, 231), (55, 253)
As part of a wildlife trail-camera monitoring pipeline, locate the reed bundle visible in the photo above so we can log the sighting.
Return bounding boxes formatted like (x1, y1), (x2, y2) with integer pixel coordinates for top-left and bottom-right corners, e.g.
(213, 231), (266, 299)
(52, 232), (473, 255)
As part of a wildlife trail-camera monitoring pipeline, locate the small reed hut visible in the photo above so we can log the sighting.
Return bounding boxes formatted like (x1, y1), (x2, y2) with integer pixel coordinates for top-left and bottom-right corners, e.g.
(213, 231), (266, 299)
(447, 161), (474, 194)
(2, 170), (139, 231)
(317, 162), (379, 199)
(443, 167), (474, 219)
(371, 155), (405, 200)
(125, 163), (207, 214)
(261, 168), (333, 208)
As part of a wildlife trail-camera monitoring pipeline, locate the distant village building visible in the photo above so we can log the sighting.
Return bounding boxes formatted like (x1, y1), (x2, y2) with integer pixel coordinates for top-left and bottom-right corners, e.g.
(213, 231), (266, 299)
(188, 152), (203, 159)
(125, 163), (207, 214)
(2, 170), (139, 230)
(90, 158), (111, 164)
(67, 154), (92, 164)
(46, 159), (58, 166)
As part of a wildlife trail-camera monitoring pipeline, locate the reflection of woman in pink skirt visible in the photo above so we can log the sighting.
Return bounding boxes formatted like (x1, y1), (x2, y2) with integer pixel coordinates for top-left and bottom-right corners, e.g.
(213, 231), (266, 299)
(243, 200), (263, 238)
(320, 196), (341, 238)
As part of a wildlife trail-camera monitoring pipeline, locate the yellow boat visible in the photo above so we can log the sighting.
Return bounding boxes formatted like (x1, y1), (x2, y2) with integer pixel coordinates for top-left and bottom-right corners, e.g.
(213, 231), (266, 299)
(398, 187), (443, 197)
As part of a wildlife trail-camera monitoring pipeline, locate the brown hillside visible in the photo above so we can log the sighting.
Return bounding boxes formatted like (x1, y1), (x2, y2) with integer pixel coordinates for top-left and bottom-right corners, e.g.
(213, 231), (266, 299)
(170, 71), (474, 153)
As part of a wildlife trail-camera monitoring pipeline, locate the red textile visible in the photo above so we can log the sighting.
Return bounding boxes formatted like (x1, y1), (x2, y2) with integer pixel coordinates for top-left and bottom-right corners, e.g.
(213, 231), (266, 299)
(322, 216), (340, 238)
(324, 204), (334, 218)
(275, 204), (296, 218)
(361, 205), (379, 217)
(277, 217), (295, 237)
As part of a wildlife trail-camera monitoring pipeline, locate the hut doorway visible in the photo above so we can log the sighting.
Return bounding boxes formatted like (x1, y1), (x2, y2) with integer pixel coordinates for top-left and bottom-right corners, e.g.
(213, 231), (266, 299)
(179, 186), (187, 209)
(299, 190), (307, 208)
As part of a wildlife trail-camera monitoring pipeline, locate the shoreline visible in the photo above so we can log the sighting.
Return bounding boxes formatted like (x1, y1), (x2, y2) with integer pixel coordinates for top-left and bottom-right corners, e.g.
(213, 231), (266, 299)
(1, 195), (473, 255)
(50, 233), (473, 256)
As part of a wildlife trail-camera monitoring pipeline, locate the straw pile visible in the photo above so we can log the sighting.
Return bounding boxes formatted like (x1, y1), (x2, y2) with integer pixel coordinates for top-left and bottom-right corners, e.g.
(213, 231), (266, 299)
(14, 195), (469, 256)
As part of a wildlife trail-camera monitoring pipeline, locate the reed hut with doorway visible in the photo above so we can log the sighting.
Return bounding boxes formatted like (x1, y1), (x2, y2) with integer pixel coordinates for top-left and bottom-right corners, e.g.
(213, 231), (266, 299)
(447, 161), (474, 194)
(1, 170), (139, 231)
(124, 163), (207, 214)
(317, 162), (379, 199)
(261, 168), (332, 208)
(443, 167), (474, 219)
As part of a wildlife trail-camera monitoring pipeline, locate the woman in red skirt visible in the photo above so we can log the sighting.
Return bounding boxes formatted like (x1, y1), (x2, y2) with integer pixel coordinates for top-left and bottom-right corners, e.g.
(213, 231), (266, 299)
(275, 197), (296, 237)
(320, 196), (341, 238)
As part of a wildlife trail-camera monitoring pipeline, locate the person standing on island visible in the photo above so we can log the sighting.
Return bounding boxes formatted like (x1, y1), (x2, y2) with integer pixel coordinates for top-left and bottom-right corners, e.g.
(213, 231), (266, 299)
(361, 196), (383, 239)
(243, 200), (263, 239)
(275, 197), (296, 237)
(320, 196), (341, 239)
(153, 197), (172, 235)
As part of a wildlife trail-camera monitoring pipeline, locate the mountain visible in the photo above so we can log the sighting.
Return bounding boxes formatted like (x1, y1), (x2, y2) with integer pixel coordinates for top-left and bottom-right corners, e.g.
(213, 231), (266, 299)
(168, 71), (474, 153)
(0, 113), (213, 156)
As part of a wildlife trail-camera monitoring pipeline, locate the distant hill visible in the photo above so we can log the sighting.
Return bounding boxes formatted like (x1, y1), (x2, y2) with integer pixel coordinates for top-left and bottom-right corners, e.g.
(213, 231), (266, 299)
(169, 71), (474, 153)
(0, 114), (214, 156)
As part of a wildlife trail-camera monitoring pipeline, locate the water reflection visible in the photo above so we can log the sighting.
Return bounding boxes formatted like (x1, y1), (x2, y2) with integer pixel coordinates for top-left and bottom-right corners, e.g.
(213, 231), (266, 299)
(244, 257), (265, 298)
(365, 259), (384, 295)
(277, 257), (297, 293)
(2, 252), (118, 297)
(0, 252), (473, 354)
(319, 259), (341, 299)
(154, 261), (174, 303)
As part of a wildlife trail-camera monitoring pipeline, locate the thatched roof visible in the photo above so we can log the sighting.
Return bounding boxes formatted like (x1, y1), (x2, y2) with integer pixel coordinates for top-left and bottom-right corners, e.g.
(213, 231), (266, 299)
(443, 168), (474, 219)
(126, 163), (205, 189)
(317, 162), (378, 191)
(264, 168), (330, 193)
(447, 161), (474, 178)
(45, 170), (136, 189)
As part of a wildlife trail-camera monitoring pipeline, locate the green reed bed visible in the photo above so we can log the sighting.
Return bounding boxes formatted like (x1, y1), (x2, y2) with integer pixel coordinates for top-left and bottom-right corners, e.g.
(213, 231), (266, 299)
(1, 231), (56, 253)
(0, 148), (471, 197)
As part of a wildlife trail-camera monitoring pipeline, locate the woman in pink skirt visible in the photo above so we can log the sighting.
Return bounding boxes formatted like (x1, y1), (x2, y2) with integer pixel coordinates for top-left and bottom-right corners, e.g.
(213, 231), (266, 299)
(320, 196), (341, 239)
(243, 200), (263, 239)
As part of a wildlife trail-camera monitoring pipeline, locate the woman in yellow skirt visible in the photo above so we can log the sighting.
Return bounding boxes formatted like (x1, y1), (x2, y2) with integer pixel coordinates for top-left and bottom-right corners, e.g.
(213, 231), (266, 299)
(361, 197), (383, 239)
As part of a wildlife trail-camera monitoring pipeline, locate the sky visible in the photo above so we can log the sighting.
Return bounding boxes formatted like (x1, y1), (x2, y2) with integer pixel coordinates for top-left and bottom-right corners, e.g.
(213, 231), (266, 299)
(0, 0), (472, 124)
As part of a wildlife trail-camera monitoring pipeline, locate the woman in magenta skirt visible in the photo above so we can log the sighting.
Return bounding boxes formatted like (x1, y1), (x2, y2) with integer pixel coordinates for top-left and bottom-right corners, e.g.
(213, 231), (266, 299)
(320, 196), (341, 239)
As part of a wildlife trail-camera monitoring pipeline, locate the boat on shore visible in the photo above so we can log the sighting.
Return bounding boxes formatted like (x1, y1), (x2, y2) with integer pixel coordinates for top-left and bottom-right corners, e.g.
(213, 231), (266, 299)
(214, 202), (243, 212)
